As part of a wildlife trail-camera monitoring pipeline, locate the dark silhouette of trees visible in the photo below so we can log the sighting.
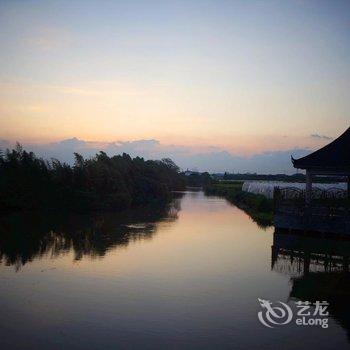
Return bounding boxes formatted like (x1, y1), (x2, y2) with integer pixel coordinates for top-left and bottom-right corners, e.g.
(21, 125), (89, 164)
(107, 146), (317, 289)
(185, 172), (212, 187)
(0, 144), (185, 211)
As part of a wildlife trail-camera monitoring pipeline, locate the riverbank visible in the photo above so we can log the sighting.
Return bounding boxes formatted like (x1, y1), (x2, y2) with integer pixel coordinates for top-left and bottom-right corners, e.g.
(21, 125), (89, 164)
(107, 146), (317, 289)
(204, 181), (273, 227)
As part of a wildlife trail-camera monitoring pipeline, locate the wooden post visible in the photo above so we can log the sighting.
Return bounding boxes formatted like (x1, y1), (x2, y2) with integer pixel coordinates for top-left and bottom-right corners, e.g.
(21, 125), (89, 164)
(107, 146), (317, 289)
(305, 170), (312, 206)
(343, 256), (349, 272)
(304, 252), (310, 275)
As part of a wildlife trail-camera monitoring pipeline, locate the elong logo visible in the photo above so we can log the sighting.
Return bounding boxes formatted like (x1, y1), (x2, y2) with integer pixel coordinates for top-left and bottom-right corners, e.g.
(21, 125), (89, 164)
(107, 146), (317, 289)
(257, 298), (329, 329)
(258, 298), (293, 328)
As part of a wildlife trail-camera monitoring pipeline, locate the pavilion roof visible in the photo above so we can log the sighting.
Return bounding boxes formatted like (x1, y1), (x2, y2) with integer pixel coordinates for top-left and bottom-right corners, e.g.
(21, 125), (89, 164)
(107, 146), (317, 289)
(292, 127), (350, 172)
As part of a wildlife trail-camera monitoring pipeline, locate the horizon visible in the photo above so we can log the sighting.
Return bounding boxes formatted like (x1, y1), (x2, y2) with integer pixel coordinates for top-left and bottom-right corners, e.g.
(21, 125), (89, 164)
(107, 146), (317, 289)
(0, 135), (316, 174)
(1, 0), (349, 172)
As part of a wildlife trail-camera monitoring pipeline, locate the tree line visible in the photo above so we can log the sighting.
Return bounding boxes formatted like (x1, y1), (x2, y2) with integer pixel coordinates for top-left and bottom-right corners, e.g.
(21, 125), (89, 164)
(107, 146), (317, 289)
(0, 144), (186, 211)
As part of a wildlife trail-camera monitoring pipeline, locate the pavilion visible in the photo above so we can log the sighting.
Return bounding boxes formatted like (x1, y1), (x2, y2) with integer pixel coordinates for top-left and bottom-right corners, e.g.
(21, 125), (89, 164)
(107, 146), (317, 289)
(292, 127), (350, 204)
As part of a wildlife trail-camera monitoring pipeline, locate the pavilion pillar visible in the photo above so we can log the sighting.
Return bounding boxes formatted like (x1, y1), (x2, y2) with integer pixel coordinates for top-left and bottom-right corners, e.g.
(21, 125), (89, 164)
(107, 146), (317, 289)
(305, 170), (312, 206)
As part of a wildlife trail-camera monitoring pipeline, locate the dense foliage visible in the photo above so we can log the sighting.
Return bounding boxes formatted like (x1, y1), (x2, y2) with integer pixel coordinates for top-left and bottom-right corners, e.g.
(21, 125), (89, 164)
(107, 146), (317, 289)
(185, 172), (212, 187)
(0, 144), (185, 211)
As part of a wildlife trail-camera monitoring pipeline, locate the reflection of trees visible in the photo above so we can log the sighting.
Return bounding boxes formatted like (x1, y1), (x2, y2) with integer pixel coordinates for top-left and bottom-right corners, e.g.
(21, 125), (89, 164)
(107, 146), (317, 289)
(272, 229), (350, 341)
(0, 195), (183, 271)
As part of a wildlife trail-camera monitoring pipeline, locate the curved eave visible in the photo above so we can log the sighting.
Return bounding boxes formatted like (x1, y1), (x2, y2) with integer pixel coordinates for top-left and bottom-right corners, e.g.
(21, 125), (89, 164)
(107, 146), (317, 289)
(291, 127), (350, 171)
(292, 163), (350, 176)
(291, 155), (309, 170)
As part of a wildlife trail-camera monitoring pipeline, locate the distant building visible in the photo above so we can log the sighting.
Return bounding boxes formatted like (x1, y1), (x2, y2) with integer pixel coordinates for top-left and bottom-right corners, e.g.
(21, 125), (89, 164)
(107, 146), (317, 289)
(184, 169), (199, 176)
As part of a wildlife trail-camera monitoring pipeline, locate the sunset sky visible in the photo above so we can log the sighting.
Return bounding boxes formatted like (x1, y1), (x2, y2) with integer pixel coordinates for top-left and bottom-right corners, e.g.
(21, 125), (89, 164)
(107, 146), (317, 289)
(0, 0), (349, 172)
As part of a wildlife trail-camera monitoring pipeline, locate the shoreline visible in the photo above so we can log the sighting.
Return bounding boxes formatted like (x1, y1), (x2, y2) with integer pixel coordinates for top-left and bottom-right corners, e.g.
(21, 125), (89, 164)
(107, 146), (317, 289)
(204, 181), (274, 228)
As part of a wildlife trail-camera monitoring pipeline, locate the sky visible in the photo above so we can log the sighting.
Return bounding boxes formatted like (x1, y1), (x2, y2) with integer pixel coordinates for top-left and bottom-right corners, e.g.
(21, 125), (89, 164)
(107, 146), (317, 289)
(0, 0), (349, 173)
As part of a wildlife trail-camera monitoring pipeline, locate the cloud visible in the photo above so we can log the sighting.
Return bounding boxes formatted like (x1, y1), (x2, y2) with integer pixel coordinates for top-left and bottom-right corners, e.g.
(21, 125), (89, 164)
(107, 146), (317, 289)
(310, 133), (333, 140)
(0, 139), (11, 150)
(2, 137), (311, 174)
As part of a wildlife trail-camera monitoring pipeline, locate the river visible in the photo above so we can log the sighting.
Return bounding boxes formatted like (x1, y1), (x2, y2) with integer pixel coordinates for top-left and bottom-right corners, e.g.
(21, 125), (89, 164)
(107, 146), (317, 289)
(0, 190), (349, 349)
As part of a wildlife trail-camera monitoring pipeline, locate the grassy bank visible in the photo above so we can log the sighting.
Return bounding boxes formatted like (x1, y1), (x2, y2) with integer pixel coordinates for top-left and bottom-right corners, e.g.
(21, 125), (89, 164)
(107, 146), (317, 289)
(204, 181), (273, 228)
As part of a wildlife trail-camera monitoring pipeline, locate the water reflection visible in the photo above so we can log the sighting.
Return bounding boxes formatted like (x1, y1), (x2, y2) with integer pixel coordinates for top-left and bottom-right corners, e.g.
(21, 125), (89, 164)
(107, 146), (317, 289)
(0, 191), (349, 349)
(272, 230), (350, 340)
(0, 195), (183, 271)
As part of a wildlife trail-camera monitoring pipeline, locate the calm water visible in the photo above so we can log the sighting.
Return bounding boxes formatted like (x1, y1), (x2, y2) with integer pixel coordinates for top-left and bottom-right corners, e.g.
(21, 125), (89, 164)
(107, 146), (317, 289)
(0, 191), (349, 349)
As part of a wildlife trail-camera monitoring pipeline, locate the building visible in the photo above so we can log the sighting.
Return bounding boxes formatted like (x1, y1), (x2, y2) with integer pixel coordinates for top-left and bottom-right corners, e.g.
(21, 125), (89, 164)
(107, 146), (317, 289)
(274, 127), (350, 235)
(292, 127), (350, 203)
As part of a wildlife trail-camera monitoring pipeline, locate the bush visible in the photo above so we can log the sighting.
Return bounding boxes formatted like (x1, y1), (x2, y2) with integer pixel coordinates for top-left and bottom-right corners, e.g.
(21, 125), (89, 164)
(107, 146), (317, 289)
(0, 144), (186, 211)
